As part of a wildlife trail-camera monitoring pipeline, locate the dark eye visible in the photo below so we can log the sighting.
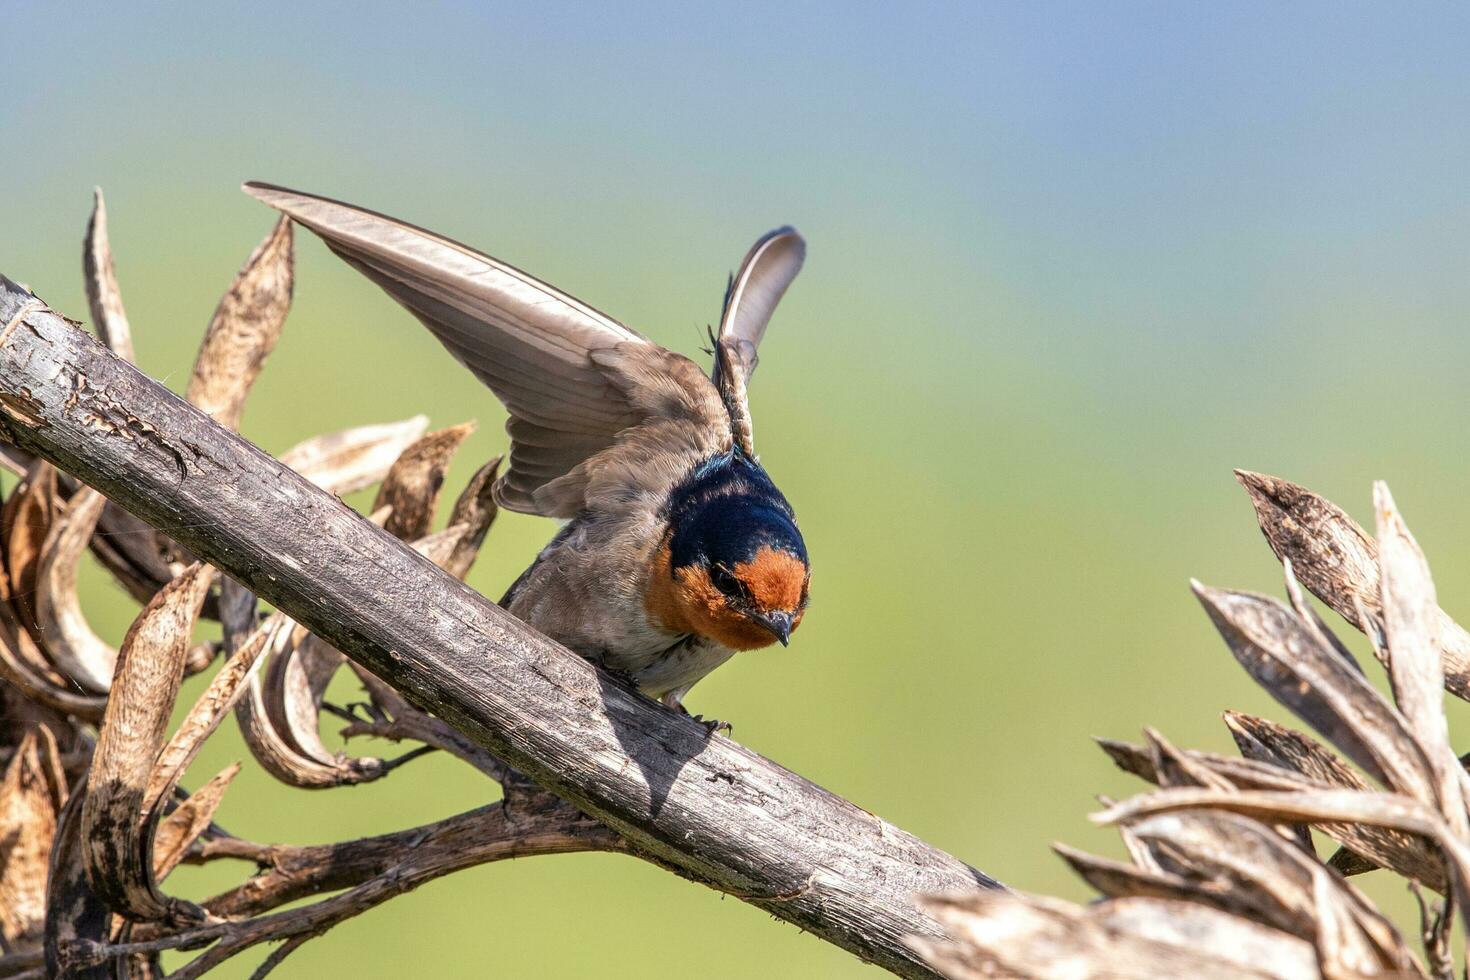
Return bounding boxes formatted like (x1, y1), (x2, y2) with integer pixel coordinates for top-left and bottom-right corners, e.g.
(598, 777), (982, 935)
(710, 564), (742, 597)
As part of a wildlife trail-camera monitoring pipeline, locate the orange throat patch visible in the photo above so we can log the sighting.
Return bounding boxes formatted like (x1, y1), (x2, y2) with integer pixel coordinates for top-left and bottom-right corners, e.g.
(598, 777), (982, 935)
(644, 543), (807, 651)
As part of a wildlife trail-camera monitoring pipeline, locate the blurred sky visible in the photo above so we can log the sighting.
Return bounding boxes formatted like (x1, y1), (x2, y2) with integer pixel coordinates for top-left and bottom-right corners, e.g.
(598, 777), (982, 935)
(4, 3), (1470, 977)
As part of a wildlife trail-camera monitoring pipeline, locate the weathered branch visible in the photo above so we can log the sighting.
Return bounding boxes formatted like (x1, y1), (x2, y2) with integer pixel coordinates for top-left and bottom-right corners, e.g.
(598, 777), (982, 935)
(77, 794), (623, 976)
(192, 793), (620, 918)
(0, 279), (996, 978)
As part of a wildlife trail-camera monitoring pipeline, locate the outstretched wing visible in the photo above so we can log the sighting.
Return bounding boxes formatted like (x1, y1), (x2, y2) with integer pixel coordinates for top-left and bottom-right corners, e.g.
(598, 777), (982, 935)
(712, 227), (805, 455)
(243, 182), (724, 516)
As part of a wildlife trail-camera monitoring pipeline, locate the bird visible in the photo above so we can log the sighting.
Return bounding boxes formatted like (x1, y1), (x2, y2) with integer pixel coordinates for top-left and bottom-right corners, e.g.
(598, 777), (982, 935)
(243, 182), (810, 726)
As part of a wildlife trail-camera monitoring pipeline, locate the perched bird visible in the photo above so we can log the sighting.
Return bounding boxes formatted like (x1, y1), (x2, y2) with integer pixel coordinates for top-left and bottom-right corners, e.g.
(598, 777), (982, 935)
(244, 183), (810, 722)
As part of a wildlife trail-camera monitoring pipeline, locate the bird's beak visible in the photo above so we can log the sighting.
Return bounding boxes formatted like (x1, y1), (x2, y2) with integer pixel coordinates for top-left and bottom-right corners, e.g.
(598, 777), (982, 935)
(755, 610), (793, 647)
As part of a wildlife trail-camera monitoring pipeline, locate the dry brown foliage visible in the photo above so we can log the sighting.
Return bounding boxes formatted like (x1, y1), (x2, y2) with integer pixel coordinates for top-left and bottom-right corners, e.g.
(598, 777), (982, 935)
(911, 479), (1470, 979)
(0, 193), (613, 979)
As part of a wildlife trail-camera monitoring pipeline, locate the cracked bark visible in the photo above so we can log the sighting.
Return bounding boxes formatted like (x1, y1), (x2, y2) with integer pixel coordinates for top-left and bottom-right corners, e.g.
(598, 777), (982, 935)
(0, 277), (998, 978)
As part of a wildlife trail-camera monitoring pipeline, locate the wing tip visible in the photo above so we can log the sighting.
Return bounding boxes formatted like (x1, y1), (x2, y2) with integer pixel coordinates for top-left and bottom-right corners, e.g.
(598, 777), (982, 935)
(241, 180), (301, 213)
(766, 225), (806, 252)
(747, 226), (806, 274)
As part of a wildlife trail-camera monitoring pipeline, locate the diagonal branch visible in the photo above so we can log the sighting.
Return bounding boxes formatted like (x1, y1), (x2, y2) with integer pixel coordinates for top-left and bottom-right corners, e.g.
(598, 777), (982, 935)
(0, 278), (997, 979)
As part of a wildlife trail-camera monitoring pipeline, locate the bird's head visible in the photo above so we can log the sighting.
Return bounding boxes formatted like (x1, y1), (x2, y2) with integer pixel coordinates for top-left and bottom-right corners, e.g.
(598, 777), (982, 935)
(646, 454), (809, 650)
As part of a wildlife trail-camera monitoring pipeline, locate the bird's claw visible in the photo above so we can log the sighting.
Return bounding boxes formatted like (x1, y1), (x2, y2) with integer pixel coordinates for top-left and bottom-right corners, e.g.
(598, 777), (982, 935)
(691, 714), (732, 736)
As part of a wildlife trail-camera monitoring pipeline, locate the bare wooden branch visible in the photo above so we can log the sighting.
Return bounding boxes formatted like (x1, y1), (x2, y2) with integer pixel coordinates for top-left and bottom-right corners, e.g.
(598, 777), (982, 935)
(0, 279), (995, 978)
(192, 794), (621, 920)
(84, 794), (621, 977)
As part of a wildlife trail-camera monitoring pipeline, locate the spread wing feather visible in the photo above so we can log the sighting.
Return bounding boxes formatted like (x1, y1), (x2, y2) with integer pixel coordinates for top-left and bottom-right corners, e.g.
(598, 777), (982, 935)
(243, 183), (801, 518)
(243, 182), (692, 516)
(713, 227), (805, 455)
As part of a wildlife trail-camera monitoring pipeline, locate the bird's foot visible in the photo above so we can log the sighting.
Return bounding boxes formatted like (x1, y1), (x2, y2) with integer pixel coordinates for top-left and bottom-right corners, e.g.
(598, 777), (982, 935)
(691, 714), (733, 736)
(659, 694), (732, 735)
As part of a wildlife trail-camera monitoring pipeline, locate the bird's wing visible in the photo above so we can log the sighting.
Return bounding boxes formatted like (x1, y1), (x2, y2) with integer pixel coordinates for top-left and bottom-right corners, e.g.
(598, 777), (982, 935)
(243, 182), (728, 517)
(711, 227), (805, 456)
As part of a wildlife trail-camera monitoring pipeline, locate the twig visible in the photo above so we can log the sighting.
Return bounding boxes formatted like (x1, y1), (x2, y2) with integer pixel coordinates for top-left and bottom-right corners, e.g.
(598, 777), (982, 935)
(75, 795), (622, 974)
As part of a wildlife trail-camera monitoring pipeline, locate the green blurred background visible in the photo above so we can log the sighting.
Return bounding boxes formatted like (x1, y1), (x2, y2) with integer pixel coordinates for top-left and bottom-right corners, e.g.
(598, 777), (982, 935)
(4, 3), (1470, 975)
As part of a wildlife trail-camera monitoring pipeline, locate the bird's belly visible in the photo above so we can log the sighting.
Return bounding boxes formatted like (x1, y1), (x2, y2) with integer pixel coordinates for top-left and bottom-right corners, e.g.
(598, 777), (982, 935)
(504, 516), (734, 700)
(618, 638), (736, 701)
(512, 583), (723, 697)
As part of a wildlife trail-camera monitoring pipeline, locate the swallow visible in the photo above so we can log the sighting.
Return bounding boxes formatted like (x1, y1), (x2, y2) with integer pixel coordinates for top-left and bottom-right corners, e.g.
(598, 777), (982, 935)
(243, 183), (810, 721)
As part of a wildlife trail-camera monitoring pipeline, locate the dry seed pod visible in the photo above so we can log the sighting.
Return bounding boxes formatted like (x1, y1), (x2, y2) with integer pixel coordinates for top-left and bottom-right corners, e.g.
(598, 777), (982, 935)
(233, 525), (468, 790)
(1125, 810), (1412, 973)
(1222, 712), (1446, 891)
(82, 188), (135, 363)
(1372, 483), (1468, 839)
(1052, 841), (1208, 897)
(0, 477), (108, 719)
(372, 422), (476, 541)
(3, 461), (59, 637)
(909, 891), (1319, 980)
(146, 616), (277, 817)
(442, 455), (501, 579)
(151, 764), (240, 883)
(1098, 736), (1316, 793)
(43, 785), (112, 978)
(235, 616), (389, 789)
(33, 487), (116, 693)
(279, 415), (430, 497)
(1223, 712), (1368, 790)
(1142, 728), (1233, 791)
(80, 563), (215, 925)
(1094, 787), (1470, 933)
(0, 596), (107, 722)
(0, 727), (67, 951)
(1282, 558), (1363, 675)
(263, 630), (354, 776)
(1192, 581), (1436, 803)
(186, 216), (293, 431)
(1236, 470), (1470, 700)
